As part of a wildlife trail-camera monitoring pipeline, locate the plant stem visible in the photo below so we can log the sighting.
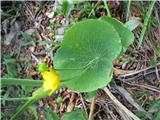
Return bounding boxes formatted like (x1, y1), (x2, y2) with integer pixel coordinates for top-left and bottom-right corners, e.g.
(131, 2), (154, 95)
(126, 0), (131, 21)
(10, 97), (35, 120)
(80, 94), (88, 117)
(104, 0), (111, 17)
(88, 96), (96, 120)
(10, 87), (48, 120)
(1, 78), (43, 86)
(0, 97), (31, 101)
(138, 0), (156, 48)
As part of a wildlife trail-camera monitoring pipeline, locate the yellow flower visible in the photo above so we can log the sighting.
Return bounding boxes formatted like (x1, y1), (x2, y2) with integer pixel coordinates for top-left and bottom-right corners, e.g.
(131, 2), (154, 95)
(41, 68), (60, 96)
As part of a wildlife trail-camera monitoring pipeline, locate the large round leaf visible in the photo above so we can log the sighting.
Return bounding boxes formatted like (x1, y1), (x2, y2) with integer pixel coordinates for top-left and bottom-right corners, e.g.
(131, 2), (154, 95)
(100, 16), (134, 51)
(54, 19), (122, 92)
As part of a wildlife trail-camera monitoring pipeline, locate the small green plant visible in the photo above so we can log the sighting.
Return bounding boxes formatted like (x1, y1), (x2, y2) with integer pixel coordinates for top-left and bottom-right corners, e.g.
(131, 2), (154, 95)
(138, 0), (156, 48)
(149, 99), (160, 120)
(1, 10), (135, 120)
(133, 99), (160, 120)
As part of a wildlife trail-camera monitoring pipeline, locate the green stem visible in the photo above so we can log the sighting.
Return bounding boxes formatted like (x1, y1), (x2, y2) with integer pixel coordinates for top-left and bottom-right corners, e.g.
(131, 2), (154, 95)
(104, 0), (111, 17)
(126, 0), (131, 21)
(1, 78), (43, 86)
(10, 87), (48, 120)
(1, 77), (66, 86)
(10, 97), (35, 120)
(138, 0), (156, 48)
(0, 97), (31, 101)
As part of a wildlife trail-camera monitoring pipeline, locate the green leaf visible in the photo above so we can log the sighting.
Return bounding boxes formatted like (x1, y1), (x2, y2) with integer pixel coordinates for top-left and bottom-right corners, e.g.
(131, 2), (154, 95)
(125, 18), (141, 31)
(28, 105), (38, 120)
(62, 0), (74, 17)
(56, 96), (63, 105)
(62, 109), (87, 120)
(21, 33), (36, 46)
(11, 87), (48, 120)
(1, 11), (12, 17)
(148, 99), (160, 120)
(3, 57), (19, 77)
(150, 55), (157, 65)
(22, 85), (34, 93)
(84, 90), (97, 100)
(149, 99), (160, 112)
(44, 106), (60, 120)
(133, 110), (147, 119)
(21, 33), (35, 41)
(153, 111), (160, 120)
(38, 62), (47, 72)
(100, 16), (134, 51)
(21, 76), (36, 93)
(54, 19), (122, 92)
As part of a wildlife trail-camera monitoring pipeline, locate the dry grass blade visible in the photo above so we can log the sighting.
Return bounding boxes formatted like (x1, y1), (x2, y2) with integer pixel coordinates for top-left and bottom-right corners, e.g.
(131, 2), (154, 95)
(123, 82), (160, 93)
(155, 65), (160, 82)
(114, 106), (132, 120)
(80, 94), (88, 118)
(89, 96), (96, 120)
(116, 86), (145, 111)
(103, 87), (141, 120)
(66, 93), (75, 112)
(116, 62), (160, 81)
(115, 86), (152, 119)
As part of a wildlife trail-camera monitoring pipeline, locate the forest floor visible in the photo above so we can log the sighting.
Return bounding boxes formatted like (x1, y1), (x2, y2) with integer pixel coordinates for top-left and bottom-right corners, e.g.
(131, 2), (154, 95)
(1, 1), (160, 120)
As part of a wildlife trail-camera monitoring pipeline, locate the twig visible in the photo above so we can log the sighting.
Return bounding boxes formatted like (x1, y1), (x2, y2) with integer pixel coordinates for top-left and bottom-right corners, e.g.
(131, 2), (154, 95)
(117, 62), (160, 78)
(138, 0), (156, 48)
(104, 0), (111, 17)
(123, 81), (160, 93)
(113, 105), (132, 120)
(155, 65), (160, 82)
(103, 87), (141, 120)
(116, 86), (145, 111)
(80, 94), (88, 118)
(66, 93), (75, 112)
(115, 86), (152, 119)
(105, 104), (118, 120)
(89, 96), (96, 120)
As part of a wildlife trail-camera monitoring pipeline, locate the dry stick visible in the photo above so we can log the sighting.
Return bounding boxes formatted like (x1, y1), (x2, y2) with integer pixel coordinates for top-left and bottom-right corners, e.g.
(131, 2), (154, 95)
(155, 66), (160, 82)
(138, 0), (156, 48)
(103, 87), (141, 120)
(66, 93), (75, 112)
(116, 86), (152, 119)
(123, 81), (160, 93)
(88, 96), (96, 120)
(114, 106), (132, 120)
(80, 94), (88, 118)
(116, 86), (145, 111)
(118, 62), (160, 78)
